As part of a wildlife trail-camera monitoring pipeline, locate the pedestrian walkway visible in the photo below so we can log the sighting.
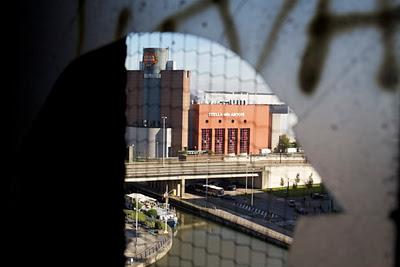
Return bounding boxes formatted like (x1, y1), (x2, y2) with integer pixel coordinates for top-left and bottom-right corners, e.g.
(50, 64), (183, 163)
(125, 223), (171, 266)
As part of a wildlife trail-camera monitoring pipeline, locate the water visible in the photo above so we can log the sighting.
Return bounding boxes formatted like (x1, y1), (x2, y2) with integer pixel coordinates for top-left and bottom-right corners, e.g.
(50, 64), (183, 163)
(152, 211), (288, 267)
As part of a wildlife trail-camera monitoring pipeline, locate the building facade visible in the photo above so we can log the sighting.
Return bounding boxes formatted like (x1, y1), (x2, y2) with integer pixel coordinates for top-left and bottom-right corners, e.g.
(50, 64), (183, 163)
(126, 48), (190, 157)
(191, 104), (271, 155)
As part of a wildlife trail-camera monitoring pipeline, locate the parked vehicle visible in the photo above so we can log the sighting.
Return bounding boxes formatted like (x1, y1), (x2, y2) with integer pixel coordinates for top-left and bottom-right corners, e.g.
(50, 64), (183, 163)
(213, 181), (237, 191)
(192, 183), (225, 197)
(311, 193), (324, 199)
(288, 200), (296, 207)
(295, 206), (307, 214)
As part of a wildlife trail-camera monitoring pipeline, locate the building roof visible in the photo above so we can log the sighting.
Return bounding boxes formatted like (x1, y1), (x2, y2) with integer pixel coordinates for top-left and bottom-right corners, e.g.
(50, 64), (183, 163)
(126, 193), (156, 203)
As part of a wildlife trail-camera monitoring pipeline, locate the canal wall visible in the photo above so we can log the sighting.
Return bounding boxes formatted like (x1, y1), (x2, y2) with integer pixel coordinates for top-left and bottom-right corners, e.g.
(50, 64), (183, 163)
(126, 229), (173, 267)
(129, 185), (293, 248)
(168, 197), (293, 248)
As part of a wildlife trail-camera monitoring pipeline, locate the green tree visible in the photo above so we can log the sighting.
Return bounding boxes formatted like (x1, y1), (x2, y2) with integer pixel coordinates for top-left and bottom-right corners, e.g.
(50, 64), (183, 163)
(155, 221), (163, 230)
(145, 209), (158, 218)
(276, 135), (293, 152)
(306, 173), (314, 188)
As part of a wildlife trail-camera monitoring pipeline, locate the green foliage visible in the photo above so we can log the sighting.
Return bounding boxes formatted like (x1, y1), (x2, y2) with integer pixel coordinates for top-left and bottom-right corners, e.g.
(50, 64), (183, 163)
(145, 209), (158, 218)
(275, 134), (296, 152)
(155, 221), (163, 230)
(306, 173), (314, 188)
(263, 184), (324, 198)
(145, 220), (155, 228)
(123, 209), (147, 222)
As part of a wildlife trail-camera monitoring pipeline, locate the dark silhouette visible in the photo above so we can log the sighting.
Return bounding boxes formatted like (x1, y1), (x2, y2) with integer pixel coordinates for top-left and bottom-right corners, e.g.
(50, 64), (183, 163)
(13, 38), (127, 266)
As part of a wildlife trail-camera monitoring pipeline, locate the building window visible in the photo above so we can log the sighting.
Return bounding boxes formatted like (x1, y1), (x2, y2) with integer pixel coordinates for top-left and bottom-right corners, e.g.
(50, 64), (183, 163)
(231, 120), (235, 123)
(240, 128), (250, 154)
(228, 128), (238, 154)
(205, 120), (209, 123)
(244, 119), (247, 123)
(214, 128), (225, 154)
(218, 120), (222, 123)
(201, 129), (212, 151)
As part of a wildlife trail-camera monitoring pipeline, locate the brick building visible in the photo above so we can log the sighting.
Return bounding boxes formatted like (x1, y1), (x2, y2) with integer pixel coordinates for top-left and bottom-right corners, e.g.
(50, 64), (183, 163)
(191, 104), (271, 155)
(126, 48), (190, 157)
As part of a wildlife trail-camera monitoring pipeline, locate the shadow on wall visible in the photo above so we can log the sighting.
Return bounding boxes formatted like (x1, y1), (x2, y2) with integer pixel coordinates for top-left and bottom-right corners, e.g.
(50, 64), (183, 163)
(14, 39), (128, 266)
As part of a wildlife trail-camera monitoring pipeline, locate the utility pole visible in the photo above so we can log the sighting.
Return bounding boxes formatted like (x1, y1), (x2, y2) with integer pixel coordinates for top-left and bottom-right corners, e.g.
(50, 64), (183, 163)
(162, 116), (167, 167)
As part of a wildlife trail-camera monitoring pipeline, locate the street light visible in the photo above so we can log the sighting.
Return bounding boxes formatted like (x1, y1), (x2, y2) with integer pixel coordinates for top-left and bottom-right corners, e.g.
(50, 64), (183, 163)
(163, 185), (169, 234)
(133, 193), (144, 252)
(245, 162), (248, 196)
(251, 168), (254, 206)
(206, 158), (209, 207)
(162, 116), (167, 167)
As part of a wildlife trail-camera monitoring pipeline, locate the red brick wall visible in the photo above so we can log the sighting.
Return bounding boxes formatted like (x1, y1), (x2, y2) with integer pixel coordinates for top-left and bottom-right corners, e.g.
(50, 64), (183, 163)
(192, 104), (270, 155)
(126, 71), (144, 125)
(160, 70), (190, 155)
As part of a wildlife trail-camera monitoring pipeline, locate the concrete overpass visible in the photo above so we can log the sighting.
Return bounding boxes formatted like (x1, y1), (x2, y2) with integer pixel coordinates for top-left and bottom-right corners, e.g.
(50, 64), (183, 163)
(125, 160), (320, 197)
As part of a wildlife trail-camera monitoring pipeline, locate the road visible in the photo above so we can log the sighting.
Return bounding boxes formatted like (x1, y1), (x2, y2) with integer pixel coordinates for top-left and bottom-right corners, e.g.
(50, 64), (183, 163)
(183, 188), (333, 234)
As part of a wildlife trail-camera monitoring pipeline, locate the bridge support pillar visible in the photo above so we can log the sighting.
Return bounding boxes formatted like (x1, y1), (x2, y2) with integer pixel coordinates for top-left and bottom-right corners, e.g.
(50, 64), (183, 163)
(128, 145), (134, 163)
(261, 167), (270, 189)
(181, 178), (185, 198)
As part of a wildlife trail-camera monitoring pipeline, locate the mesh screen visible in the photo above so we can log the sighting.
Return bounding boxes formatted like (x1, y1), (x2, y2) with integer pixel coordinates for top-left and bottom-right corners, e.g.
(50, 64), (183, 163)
(124, 32), (335, 267)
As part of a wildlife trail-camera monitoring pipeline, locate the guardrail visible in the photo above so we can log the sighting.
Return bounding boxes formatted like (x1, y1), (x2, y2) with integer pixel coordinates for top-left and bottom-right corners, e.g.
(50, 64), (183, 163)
(126, 231), (172, 265)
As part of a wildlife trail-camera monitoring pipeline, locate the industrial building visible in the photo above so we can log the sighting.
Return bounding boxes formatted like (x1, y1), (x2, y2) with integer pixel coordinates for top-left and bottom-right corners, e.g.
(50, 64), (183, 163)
(126, 48), (190, 157)
(191, 103), (271, 155)
(126, 48), (295, 158)
(192, 91), (295, 152)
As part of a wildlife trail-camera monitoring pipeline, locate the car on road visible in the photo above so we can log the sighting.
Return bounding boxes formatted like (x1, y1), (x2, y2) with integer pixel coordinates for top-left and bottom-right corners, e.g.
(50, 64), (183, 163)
(287, 200), (296, 207)
(212, 181), (237, 191)
(311, 193), (324, 199)
(295, 206), (307, 215)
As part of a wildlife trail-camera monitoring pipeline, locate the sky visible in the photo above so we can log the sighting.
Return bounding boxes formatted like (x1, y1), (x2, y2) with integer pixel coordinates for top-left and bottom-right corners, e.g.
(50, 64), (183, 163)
(125, 32), (272, 99)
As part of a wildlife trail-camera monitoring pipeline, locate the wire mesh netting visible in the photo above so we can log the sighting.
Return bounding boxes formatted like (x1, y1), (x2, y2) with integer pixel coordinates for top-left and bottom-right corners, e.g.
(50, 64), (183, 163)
(123, 32), (336, 267)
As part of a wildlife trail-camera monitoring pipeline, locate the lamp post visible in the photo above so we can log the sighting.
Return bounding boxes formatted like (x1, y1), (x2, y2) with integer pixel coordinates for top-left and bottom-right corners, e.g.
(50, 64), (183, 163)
(162, 116), (167, 167)
(206, 158), (209, 207)
(245, 162), (248, 196)
(164, 185), (169, 234)
(251, 168), (254, 206)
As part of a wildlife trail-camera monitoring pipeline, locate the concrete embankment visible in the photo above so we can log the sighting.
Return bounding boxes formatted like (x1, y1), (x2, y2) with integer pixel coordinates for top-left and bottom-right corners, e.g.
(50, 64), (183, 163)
(125, 228), (173, 267)
(132, 186), (292, 248)
(168, 196), (292, 248)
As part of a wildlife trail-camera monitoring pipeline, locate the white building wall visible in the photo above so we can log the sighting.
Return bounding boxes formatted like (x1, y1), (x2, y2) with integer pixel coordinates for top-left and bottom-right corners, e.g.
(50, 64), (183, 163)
(263, 165), (322, 189)
(202, 92), (283, 105)
(126, 127), (171, 158)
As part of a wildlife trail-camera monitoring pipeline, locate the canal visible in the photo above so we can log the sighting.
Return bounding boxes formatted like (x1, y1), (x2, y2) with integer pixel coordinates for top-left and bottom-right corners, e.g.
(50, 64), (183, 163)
(152, 210), (288, 267)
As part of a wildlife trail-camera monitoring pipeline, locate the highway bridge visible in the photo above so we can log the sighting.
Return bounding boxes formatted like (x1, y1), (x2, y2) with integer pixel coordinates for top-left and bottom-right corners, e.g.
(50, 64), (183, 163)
(124, 158), (317, 196)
